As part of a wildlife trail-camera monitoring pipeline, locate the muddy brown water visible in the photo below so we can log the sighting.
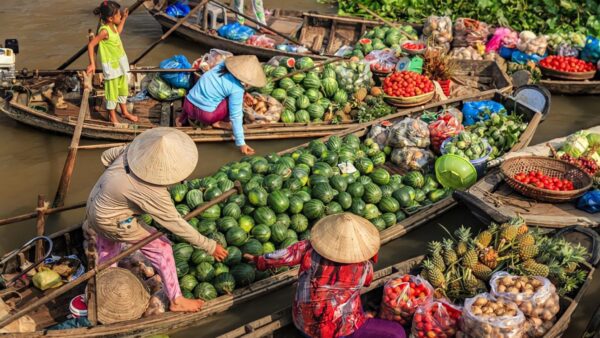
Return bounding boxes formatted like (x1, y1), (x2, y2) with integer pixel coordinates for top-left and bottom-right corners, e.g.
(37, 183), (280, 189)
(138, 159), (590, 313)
(0, 1), (598, 337)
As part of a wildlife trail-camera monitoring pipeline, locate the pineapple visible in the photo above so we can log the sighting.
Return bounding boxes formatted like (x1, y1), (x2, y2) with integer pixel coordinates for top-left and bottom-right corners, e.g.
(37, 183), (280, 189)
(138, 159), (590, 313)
(519, 244), (539, 260)
(523, 259), (550, 277)
(462, 247), (479, 269)
(472, 263), (493, 281)
(442, 238), (458, 266)
(422, 258), (446, 288)
(462, 268), (479, 291)
(479, 247), (499, 269)
(499, 223), (519, 242)
(475, 223), (497, 248)
(513, 216), (529, 235)
(428, 241), (446, 271)
(516, 233), (535, 248)
(454, 225), (472, 257)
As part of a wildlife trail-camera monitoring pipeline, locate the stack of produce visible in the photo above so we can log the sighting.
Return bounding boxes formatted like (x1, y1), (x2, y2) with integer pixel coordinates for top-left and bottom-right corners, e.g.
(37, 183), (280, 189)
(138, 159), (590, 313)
(411, 301), (461, 338)
(379, 274), (433, 325)
(539, 55), (596, 73)
(516, 31), (548, 56)
(468, 112), (529, 159)
(556, 130), (600, 175)
(546, 32), (587, 56)
(452, 18), (490, 49)
(350, 25), (419, 58)
(164, 133), (447, 300)
(441, 130), (489, 161)
(459, 293), (525, 338)
(382, 71), (434, 98)
(422, 16), (453, 51)
(352, 94), (394, 123)
(511, 171), (575, 191)
(420, 217), (589, 303)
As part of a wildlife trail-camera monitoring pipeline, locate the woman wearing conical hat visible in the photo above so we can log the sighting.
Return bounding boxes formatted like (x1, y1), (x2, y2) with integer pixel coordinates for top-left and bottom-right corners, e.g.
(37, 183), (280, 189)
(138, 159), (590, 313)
(244, 213), (406, 338)
(179, 55), (267, 156)
(85, 128), (228, 313)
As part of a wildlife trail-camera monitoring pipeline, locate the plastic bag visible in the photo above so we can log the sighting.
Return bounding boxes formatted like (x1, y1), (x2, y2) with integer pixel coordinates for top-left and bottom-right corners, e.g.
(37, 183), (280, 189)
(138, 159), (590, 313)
(33, 269), (63, 290)
(499, 46), (517, 59)
(364, 49), (399, 73)
(159, 55), (192, 89)
(335, 45), (354, 57)
(422, 16), (453, 51)
(246, 35), (275, 49)
(148, 74), (186, 101)
(517, 31), (548, 56)
(334, 59), (373, 93)
(387, 118), (430, 148)
(193, 49), (233, 73)
(581, 36), (600, 63)
(511, 50), (545, 65)
(461, 293), (525, 338)
(0, 297), (36, 333)
(462, 100), (506, 126)
(450, 46), (483, 60)
(577, 190), (600, 213)
(165, 2), (190, 18)
(453, 18), (489, 48)
(390, 147), (435, 171)
(367, 124), (390, 150)
(378, 274), (434, 325)
(143, 289), (170, 317)
(243, 93), (283, 124)
(411, 300), (462, 338)
(486, 28), (515, 53)
(429, 112), (464, 153)
(217, 22), (255, 42)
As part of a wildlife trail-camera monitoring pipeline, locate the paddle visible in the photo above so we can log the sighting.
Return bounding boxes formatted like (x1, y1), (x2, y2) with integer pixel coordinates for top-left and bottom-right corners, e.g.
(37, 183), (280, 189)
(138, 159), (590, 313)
(131, 0), (209, 64)
(208, 0), (321, 55)
(57, 0), (146, 70)
(0, 183), (243, 329)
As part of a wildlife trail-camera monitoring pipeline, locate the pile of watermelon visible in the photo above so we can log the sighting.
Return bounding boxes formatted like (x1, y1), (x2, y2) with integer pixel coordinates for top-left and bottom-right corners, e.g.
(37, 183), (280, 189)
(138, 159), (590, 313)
(258, 56), (373, 124)
(156, 133), (448, 301)
(349, 25), (419, 58)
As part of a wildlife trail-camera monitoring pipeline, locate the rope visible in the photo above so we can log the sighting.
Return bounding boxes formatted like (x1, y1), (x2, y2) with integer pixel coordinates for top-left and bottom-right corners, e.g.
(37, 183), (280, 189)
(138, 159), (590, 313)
(35, 202), (50, 213)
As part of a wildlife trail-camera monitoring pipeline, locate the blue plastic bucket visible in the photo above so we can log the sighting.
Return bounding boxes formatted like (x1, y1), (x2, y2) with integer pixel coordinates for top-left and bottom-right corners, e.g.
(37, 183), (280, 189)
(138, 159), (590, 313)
(440, 138), (492, 178)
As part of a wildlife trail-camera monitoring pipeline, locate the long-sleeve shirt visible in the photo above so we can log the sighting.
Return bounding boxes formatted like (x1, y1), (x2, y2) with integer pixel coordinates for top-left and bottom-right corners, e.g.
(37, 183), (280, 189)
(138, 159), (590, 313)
(186, 62), (245, 146)
(87, 146), (216, 254)
(254, 240), (376, 338)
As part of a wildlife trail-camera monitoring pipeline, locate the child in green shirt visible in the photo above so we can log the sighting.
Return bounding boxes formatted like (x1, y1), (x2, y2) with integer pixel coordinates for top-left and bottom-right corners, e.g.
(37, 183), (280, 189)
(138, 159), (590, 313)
(87, 1), (138, 125)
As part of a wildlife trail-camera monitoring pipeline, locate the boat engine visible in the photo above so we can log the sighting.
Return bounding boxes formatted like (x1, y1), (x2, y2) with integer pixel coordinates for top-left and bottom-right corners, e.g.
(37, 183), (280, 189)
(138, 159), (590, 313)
(0, 47), (16, 86)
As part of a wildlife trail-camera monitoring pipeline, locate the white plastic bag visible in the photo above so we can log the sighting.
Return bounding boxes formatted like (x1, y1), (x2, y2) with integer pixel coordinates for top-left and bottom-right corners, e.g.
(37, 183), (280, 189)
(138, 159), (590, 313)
(386, 118), (430, 148)
(461, 293), (525, 338)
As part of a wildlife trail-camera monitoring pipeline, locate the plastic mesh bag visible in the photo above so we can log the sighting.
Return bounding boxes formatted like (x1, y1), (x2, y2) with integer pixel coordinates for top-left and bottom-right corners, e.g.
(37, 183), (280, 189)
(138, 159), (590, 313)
(378, 274), (434, 325)
(577, 190), (600, 213)
(429, 112), (464, 153)
(148, 74), (186, 101)
(422, 16), (453, 51)
(364, 49), (399, 73)
(461, 293), (525, 338)
(367, 124), (390, 150)
(159, 55), (192, 89)
(411, 300), (462, 338)
(243, 93), (283, 124)
(193, 49), (233, 73)
(246, 35), (276, 49)
(453, 18), (490, 48)
(217, 22), (255, 42)
(387, 118), (430, 148)
(517, 31), (548, 56)
(390, 147), (435, 171)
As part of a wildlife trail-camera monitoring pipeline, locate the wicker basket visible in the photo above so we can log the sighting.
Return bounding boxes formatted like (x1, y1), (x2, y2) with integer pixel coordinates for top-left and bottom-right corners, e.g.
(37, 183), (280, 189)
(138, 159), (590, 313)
(401, 41), (426, 55)
(383, 91), (434, 108)
(500, 156), (592, 203)
(539, 65), (597, 81)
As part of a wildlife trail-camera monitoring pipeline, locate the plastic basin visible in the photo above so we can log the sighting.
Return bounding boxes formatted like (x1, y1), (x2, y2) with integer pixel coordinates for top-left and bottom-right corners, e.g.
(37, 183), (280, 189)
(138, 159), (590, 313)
(435, 154), (478, 190)
(440, 138), (492, 178)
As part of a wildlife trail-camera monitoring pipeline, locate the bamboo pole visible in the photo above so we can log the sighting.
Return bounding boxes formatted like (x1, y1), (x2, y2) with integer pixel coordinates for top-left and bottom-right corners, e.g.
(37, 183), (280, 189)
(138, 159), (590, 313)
(131, 0), (209, 64)
(52, 73), (92, 208)
(76, 143), (127, 150)
(0, 184), (241, 329)
(25, 68), (199, 77)
(0, 201), (86, 227)
(208, 0), (321, 55)
(57, 0), (146, 70)
(35, 195), (47, 262)
(356, 4), (414, 40)
(270, 57), (346, 82)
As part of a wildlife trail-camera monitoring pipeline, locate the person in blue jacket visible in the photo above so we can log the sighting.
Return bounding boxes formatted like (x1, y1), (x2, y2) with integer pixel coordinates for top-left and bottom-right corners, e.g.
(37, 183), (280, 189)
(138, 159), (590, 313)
(179, 55), (266, 155)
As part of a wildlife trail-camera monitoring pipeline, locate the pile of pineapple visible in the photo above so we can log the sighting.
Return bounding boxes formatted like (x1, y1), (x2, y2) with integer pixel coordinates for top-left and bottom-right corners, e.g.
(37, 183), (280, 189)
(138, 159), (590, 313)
(421, 216), (589, 302)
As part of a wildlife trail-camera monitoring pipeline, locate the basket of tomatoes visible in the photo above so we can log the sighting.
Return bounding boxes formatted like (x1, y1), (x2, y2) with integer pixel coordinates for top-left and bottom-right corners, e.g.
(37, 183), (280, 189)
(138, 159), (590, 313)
(378, 274), (434, 325)
(539, 55), (597, 80)
(382, 71), (435, 108)
(402, 41), (427, 55)
(500, 156), (593, 202)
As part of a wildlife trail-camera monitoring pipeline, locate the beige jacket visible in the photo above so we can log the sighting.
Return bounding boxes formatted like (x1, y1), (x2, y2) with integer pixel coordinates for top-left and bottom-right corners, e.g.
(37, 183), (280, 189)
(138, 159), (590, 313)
(86, 146), (216, 254)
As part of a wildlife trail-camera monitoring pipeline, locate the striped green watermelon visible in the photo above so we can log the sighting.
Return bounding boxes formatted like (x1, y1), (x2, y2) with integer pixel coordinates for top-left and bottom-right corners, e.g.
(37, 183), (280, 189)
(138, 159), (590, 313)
(358, 176), (373, 185)
(303, 199), (325, 220)
(303, 72), (320, 89)
(204, 187), (222, 201)
(322, 68), (337, 79)
(381, 213), (397, 227)
(188, 178), (201, 190)
(230, 263), (255, 287)
(276, 213), (291, 227)
(392, 186), (416, 208)
(182, 290), (194, 299)
(370, 168), (390, 185)
(354, 157), (374, 174)
(364, 203), (381, 220)
(329, 175), (347, 192)
(180, 274), (198, 292)
(371, 217), (386, 231)
(194, 262), (215, 282)
(296, 95), (310, 109)
(213, 272), (236, 295)
(287, 86), (304, 99)
(253, 207), (277, 226)
(307, 104), (324, 120)
(278, 156), (296, 169)
(305, 88), (320, 103)
(380, 185), (395, 198)
(323, 152), (339, 166)
(218, 179), (235, 192)
(290, 214), (308, 233)
(378, 196), (400, 213)
(299, 231), (311, 241)
(278, 78), (295, 90)
(344, 134), (361, 148)
(283, 97), (296, 111)
(170, 183), (188, 202)
(317, 98), (331, 110)
(176, 204), (190, 217)
(326, 135), (343, 151)
(224, 246), (242, 266)
(238, 215), (255, 233)
(326, 201), (343, 215)
(347, 182), (365, 198)
(208, 232), (227, 248)
(403, 171), (425, 189)
(311, 183), (335, 203)
(251, 224), (271, 243)
(197, 219), (217, 235)
(336, 191), (353, 209)
(351, 199), (366, 216)
(263, 242), (276, 254)
(371, 152), (386, 166)
(291, 72), (305, 83)
(295, 110), (310, 123)
(333, 90), (348, 105)
(214, 262), (230, 276)
(271, 66), (288, 78)
(176, 260), (189, 278)
(279, 57), (296, 68)
(217, 216), (238, 233)
(271, 88), (287, 102)
(270, 223), (288, 243)
(263, 64), (274, 76)
(248, 187), (268, 206)
(191, 249), (215, 265)
(288, 196), (304, 214)
(228, 194), (246, 207)
(185, 189), (203, 209)
(226, 226), (248, 246)
(259, 80), (274, 95)
(321, 77), (339, 98)
(280, 237), (298, 249)
(284, 177), (303, 192)
(270, 164), (292, 180)
(193, 282), (217, 301)
(263, 174), (283, 192)
(213, 171), (229, 183)
(268, 191), (289, 213)
(297, 153), (316, 167)
(281, 110), (295, 123)
(363, 183), (383, 204)
(188, 217), (199, 230)
(139, 214), (153, 226)
(241, 239), (264, 256)
(312, 162), (333, 178)
(223, 203), (242, 220)
(309, 175), (329, 187)
(294, 190), (312, 203)
(296, 57), (315, 70)
(173, 243), (194, 261)
(199, 177), (218, 190)
(338, 146), (356, 162)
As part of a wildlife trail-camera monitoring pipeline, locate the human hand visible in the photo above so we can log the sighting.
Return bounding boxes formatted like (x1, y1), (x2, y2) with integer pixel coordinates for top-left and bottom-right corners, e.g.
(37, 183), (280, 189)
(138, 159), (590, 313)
(86, 64), (96, 75)
(212, 244), (228, 261)
(240, 144), (255, 155)
(243, 253), (256, 262)
(122, 8), (129, 19)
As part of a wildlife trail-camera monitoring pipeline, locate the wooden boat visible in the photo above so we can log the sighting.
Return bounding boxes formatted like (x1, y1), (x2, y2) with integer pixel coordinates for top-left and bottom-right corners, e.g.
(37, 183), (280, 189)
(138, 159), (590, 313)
(539, 79), (600, 95)
(454, 125), (600, 228)
(0, 90), (539, 336)
(217, 254), (595, 338)
(0, 60), (511, 143)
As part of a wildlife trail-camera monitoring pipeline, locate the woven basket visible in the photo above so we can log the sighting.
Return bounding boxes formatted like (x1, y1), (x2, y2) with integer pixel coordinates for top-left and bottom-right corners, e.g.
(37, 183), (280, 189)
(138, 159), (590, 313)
(539, 65), (596, 81)
(383, 91), (434, 108)
(97, 267), (150, 324)
(401, 41), (426, 55)
(500, 156), (592, 203)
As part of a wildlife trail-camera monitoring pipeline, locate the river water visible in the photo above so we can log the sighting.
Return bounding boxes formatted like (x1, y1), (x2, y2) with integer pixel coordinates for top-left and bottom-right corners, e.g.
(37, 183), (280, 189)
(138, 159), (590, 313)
(0, 1), (598, 336)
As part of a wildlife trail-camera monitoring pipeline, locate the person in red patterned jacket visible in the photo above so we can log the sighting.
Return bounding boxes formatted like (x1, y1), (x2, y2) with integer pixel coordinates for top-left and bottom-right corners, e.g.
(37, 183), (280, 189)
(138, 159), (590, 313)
(243, 213), (406, 338)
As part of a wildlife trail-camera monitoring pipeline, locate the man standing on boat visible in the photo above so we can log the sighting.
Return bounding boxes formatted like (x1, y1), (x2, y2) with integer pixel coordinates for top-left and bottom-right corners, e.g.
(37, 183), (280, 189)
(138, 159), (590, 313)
(243, 213), (406, 338)
(84, 127), (228, 313)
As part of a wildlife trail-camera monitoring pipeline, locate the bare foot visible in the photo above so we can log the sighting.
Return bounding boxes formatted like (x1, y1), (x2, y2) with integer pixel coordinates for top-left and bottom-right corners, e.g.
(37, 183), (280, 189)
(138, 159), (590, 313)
(212, 121), (232, 130)
(170, 296), (205, 312)
(109, 110), (119, 126)
(123, 113), (139, 123)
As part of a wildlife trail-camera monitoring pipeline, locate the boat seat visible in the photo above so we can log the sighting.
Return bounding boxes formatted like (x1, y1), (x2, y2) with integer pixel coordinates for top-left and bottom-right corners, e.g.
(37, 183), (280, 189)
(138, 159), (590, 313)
(197, 3), (227, 30)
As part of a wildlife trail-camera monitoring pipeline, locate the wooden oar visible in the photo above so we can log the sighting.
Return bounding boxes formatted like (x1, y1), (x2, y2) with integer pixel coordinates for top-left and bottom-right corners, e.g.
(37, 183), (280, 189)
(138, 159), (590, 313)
(208, 0), (321, 55)
(52, 72), (92, 208)
(0, 183), (243, 329)
(131, 0), (209, 64)
(357, 4), (414, 40)
(57, 0), (146, 70)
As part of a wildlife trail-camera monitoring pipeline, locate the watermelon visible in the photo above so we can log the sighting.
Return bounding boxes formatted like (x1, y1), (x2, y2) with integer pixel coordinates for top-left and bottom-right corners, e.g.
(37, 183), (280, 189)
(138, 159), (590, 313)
(347, 182), (365, 198)
(381, 212), (397, 227)
(332, 90), (348, 105)
(271, 88), (287, 102)
(370, 168), (390, 186)
(305, 88), (320, 103)
(263, 64), (275, 76)
(139, 214), (153, 226)
(291, 72), (305, 83)
(323, 152), (339, 167)
(280, 237), (298, 249)
(358, 176), (373, 185)
(379, 196), (400, 213)
(296, 56), (315, 70)
(292, 168), (309, 184)
(297, 153), (316, 167)
(278, 156), (296, 169)
(223, 246), (242, 266)
(396, 210), (407, 222)
(287, 86), (304, 99)
(428, 189), (448, 203)
(326, 135), (343, 151)
(283, 97), (296, 112)
(218, 179), (235, 192)
(311, 183), (335, 203)
(185, 189), (203, 209)
(268, 191), (290, 213)
(336, 191), (352, 210)
(371, 152), (386, 166)
(194, 262), (215, 282)
(354, 157), (374, 174)
(214, 263), (230, 276)
(251, 159), (269, 175)
(242, 239), (264, 256)
(321, 77), (339, 98)
(238, 215), (255, 233)
(371, 217), (386, 231)
(254, 207), (277, 226)
(364, 203), (381, 220)
(309, 175), (329, 187)
(286, 196), (304, 214)
(338, 146), (356, 162)
(295, 190), (312, 203)
(222, 203), (242, 220)
(255, 270), (270, 281)
(380, 185), (394, 198)
(226, 226), (248, 246)
(261, 174), (282, 192)
(271, 66), (288, 78)
(278, 77), (295, 90)
(307, 104), (325, 120)
(270, 164), (292, 180)
(193, 282), (217, 301)
(251, 224), (271, 243)
(263, 242), (276, 254)
(276, 213), (291, 227)
(270, 223), (288, 243)
(199, 177), (218, 190)
(217, 216), (238, 233)
(243, 205), (256, 215)
(303, 75), (321, 90)
(298, 231), (311, 241)
(281, 110), (295, 123)
(351, 199), (366, 216)
(393, 186), (416, 208)
(188, 178), (201, 190)
(294, 110), (310, 123)
(204, 187), (223, 201)
(170, 183), (188, 202)
(213, 171), (229, 183)
(326, 201), (343, 215)
(284, 177), (303, 192)
(213, 273), (236, 295)
(312, 162), (333, 177)
(191, 249), (215, 265)
(173, 243), (194, 261)
(188, 217), (200, 230)
(248, 187), (268, 207)
(363, 183), (383, 204)
(303, 199), (325, 220)
(344, 134), (361, 148)
(209, 232), (227, 248)
(228, 194), (246, 207)
(414, 190), (426, 202)
(182, 289), (194, 299)
(279, 57), (296, 68)
(228, 168), (252, 183)
(289, 213), (309, 233)
(176, 204), (190, 217)
(296, 95), (310, 109)
(404, 171), (425, 189)
(197, 219), (217, 235)
(230, 263), (256, 287)
(329, 175), (348, 192)
(176, 260), (189, 278)
(322, 67), (337, 79)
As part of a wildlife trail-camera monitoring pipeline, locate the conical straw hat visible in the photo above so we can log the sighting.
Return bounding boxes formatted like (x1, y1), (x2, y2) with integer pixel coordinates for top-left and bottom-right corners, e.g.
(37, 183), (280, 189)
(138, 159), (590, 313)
(96, 267), (150, 324)
(127, 127), (198, 186)
(225, 55), (267, 88)
(310, 213), (380, 264)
